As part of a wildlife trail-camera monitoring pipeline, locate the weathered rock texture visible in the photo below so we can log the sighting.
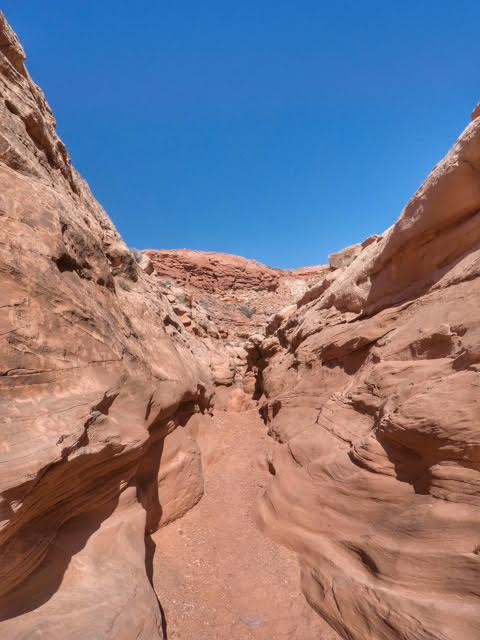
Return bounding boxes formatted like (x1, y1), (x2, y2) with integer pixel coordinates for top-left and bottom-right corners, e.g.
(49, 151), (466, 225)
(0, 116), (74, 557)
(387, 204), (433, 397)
(0, 13), (212, 638)
(146, 249), (326, 409)
(147, 249), (324, 340)
(257, 115), (480, 639)
(1, 11), (480, 640)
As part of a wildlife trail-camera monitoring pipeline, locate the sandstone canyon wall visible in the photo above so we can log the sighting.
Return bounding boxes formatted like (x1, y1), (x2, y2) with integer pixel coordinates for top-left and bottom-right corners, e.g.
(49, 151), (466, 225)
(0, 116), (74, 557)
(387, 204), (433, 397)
(257, 113), (480, 639)
(1, 10), (480, 640)
(0, 13), (213, 638)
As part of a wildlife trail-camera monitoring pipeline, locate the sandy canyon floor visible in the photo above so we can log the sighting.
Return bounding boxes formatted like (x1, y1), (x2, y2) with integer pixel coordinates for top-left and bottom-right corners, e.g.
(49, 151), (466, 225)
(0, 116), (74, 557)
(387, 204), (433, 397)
(152, 410), (338, 640)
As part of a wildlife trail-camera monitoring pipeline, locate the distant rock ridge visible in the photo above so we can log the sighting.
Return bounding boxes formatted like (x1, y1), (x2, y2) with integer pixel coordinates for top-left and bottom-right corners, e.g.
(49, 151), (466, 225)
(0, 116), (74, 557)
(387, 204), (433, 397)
(144, 248), (329, 410)
(145, 248), (327, 337)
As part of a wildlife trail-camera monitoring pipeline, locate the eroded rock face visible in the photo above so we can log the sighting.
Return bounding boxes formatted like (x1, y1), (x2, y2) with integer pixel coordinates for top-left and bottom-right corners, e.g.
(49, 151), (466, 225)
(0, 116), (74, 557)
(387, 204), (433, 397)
(146, 249), (327, 409)
(146, 249), (326, 340)
(257, 117), (480, 639)
(328, 235), (381, 269)
(0, 13), (212, 638)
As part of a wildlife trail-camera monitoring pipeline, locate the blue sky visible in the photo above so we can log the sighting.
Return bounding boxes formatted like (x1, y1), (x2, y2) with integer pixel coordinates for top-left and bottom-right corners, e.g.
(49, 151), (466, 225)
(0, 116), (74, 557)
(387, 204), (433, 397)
(3, 2), (478, 268)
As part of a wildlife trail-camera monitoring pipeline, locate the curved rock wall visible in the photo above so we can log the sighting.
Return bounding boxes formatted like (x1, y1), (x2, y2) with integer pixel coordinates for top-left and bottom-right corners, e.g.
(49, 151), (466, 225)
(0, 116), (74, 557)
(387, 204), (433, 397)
(0, 13), (212, 638)
(257, 116), (480, 639)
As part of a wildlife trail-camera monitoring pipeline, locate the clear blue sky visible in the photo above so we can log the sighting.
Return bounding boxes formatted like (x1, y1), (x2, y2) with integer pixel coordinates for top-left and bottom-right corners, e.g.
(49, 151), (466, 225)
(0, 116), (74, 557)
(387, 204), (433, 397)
(3, 2), (478, 268)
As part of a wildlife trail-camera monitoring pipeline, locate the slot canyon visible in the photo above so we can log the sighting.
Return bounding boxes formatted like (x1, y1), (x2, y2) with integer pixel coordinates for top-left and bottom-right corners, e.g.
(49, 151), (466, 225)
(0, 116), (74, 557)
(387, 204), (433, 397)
(1, 12), (479, 640)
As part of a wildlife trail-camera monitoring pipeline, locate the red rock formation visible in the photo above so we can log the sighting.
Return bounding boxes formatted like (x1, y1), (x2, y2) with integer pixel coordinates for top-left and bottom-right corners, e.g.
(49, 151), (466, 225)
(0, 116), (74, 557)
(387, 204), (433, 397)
(146, 249), (326, 410)
(146, 249), (326, 340)
(256, 115), (480, 639)
(0, 14), (329, 638)
(0, 13), (212, 638)
(1, 10), (479, 640)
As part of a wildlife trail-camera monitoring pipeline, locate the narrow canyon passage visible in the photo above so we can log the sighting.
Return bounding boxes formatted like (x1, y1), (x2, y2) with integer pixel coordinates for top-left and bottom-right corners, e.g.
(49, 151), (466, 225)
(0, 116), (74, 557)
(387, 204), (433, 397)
(152, 410), (338, 640)
(2, 12), (480, 640)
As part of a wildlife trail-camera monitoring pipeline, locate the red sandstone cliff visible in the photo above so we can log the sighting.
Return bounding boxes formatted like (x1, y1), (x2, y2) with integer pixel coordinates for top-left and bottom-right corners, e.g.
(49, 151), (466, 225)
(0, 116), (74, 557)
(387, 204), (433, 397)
(0, 13), (212, 638)
(146, 249), (325, 339)
(145, 249), (327, 410)
(256, 111), (480, 639)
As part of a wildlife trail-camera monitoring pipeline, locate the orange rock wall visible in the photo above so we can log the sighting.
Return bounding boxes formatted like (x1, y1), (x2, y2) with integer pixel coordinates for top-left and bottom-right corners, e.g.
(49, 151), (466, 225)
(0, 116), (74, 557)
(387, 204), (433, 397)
(257, 115), (480, 640)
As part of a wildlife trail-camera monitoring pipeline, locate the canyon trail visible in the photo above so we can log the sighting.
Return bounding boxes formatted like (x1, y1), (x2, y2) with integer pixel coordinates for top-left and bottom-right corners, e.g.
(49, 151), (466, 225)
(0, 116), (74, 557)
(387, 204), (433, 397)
(153, 410), (338, 640)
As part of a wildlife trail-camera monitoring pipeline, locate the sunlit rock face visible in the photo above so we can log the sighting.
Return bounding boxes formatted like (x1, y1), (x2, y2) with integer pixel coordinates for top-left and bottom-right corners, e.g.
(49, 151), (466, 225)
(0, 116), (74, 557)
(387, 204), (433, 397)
(146, 249), (326, 340)
(257, 114), (480, 639)
(146, 248), (327, 410)
(0, 12), (212, 638)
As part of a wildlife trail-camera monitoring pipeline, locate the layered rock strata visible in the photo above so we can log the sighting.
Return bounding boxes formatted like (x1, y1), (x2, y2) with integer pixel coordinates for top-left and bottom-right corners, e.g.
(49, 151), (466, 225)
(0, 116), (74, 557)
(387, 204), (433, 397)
(146, 249), (326, 409)
(146, 249), (325, 340)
